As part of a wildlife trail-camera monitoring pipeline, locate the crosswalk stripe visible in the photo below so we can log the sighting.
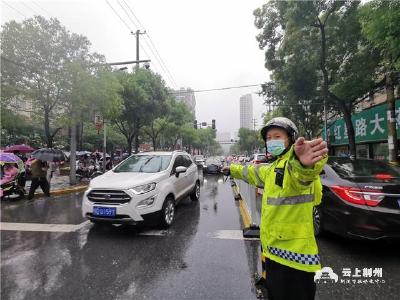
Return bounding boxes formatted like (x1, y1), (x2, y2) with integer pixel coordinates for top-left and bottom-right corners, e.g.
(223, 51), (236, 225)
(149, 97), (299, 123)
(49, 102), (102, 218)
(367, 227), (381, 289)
(0, 223), (259, 241)
(213, 230), (259, 240)
(0, 221), (89, 232)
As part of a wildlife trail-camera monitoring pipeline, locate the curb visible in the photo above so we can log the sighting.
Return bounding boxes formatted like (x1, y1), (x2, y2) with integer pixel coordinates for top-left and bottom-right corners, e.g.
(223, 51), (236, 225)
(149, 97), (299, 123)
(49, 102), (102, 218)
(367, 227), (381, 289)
(231, 179), (260, 239)
(231, 180), (251, 228)
(35, 184), (88, 197)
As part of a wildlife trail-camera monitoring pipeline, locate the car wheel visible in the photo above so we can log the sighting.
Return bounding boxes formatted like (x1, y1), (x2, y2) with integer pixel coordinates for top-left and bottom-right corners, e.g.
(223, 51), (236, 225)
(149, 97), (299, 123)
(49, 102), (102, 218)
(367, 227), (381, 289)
(160, 196), (175, 228)
(190, 181), (200, 201)
(313, 206), (323, 236)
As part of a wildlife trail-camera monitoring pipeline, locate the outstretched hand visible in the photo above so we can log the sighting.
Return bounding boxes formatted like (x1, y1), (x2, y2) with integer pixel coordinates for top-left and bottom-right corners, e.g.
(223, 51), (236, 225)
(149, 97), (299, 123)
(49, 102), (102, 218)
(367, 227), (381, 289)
(221, 166), (230, 176)
(294, 137), (328, 167)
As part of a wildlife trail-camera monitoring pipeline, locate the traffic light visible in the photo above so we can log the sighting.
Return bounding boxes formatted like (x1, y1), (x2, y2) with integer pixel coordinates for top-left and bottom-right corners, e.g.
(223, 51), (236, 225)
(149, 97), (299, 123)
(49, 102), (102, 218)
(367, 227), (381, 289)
(194, 120), (197, 129)
(212, 119), (216, 130)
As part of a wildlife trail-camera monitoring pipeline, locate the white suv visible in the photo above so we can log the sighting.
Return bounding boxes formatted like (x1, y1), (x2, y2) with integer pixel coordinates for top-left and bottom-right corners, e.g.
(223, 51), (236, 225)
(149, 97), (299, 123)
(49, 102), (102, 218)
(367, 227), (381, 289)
(82, 151), (200, 228)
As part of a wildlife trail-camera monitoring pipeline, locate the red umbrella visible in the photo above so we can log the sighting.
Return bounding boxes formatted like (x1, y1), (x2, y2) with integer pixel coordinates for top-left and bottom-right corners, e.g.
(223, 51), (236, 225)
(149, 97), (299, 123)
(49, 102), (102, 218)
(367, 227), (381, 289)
(4, 144), (35, 153)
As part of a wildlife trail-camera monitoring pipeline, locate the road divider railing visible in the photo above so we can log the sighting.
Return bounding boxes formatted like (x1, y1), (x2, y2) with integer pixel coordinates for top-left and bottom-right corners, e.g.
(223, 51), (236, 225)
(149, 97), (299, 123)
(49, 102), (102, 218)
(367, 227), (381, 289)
(230, 177), (261, 238)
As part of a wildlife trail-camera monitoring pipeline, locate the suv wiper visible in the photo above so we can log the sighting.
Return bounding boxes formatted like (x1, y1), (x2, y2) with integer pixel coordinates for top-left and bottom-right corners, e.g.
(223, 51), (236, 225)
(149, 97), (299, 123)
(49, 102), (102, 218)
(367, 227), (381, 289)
(139, 157), (155, 172)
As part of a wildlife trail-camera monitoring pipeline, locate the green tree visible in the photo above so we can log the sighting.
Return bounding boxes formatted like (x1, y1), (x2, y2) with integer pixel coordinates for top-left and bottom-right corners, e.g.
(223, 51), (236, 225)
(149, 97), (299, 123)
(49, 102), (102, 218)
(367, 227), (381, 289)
(1, 16), (93, 147)
(60, 62), (122, 183)
(254, 0), (379, 157)
(360, 0), (400, 162)
(0, 108), (43, 147)
(238, 128), (264, 154)
(114, 69), (172, 153)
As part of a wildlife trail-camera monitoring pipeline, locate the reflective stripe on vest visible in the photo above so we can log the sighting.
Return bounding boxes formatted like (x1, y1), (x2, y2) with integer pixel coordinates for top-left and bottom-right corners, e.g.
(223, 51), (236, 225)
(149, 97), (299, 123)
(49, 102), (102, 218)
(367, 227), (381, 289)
(268, 194), (313, 205)
(242, 165), (264, 188)
(243, 166), (249, 181)
(254, 165), (265, 188)
(268, 246), (320, 265)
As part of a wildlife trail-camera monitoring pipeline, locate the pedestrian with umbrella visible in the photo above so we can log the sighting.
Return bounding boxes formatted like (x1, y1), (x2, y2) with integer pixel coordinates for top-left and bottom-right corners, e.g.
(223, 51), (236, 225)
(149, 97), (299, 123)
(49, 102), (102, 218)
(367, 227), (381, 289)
(28, 148), (65, 200)
(4, 145), (35, 187)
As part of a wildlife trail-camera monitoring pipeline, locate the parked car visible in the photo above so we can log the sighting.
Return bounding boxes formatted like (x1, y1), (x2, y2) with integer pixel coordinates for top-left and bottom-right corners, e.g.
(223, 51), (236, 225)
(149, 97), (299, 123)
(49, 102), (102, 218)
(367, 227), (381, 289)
(203, 157), (223, 174)
(248, 153), (267, 165)
(314, 157), (400, 240)
(82, 151), (200, 228)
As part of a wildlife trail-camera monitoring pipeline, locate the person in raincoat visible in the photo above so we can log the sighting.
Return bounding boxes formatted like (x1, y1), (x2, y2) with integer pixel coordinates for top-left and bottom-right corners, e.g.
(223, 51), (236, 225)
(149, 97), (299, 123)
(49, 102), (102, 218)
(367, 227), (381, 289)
(222, 117), (328, 300)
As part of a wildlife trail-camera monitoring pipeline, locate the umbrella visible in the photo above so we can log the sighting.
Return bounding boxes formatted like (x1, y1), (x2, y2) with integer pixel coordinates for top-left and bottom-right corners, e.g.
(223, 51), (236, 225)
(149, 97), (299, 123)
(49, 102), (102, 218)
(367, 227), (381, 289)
(4, 144), (35, 153)
(31, 148), (66, 162)
(0, 152), (22, 164)
(76, 151), (92, 156)
(0, 152), (25, 171)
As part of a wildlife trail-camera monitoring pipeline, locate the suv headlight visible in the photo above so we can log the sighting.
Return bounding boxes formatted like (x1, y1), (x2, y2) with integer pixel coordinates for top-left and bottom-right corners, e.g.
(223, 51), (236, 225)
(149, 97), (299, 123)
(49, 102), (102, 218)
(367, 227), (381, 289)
(136, 196), (156, 209)
(130, 182), (156, 195)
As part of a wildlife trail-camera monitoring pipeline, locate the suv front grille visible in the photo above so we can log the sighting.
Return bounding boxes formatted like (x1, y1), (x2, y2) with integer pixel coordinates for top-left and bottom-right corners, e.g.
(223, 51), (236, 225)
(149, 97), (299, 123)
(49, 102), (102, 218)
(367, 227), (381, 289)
(87, 189), (131, 204)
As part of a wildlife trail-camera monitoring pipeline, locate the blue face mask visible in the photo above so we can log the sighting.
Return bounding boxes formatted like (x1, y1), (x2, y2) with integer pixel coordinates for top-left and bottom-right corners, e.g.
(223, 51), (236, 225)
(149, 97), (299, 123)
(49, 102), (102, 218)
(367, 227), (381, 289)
(266, 139), (286, 156)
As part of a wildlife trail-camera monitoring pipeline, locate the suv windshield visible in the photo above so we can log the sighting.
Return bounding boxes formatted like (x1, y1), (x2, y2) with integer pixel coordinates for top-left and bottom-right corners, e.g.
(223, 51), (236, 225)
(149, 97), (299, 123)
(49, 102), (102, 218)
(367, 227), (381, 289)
(114, 155), (172, 173)
(328, 158), (400, 180)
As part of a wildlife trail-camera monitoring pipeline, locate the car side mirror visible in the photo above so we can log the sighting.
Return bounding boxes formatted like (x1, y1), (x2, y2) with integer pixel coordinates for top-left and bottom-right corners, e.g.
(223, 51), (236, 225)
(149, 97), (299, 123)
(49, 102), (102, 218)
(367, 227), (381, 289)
(175, 166), (187, 177)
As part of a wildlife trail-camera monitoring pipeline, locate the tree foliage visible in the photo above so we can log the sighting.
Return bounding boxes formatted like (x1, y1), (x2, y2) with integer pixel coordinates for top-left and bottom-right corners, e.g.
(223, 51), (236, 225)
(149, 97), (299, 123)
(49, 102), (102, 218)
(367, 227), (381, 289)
(254, 0), (380, 157)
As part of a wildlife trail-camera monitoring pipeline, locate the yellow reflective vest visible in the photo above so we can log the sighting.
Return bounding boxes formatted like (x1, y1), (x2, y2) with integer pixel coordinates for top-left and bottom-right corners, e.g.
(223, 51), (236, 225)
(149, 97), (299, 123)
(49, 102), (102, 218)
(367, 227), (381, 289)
(230, 147), (327, 272)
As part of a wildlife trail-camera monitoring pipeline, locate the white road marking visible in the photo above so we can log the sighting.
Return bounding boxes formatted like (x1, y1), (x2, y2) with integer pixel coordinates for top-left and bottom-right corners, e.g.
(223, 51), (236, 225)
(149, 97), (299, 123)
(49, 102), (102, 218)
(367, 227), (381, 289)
(213, 230), (259, 240)
(0, 223), (258, 241)
(0, 221), (90, 233)
(138, 230), (169, 236)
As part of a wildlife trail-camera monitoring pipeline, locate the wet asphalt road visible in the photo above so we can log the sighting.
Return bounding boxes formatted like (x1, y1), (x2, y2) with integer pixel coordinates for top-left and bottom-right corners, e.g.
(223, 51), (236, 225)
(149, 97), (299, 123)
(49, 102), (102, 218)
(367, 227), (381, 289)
(1, 170), (400, 300)
(1, 173), (261, 300)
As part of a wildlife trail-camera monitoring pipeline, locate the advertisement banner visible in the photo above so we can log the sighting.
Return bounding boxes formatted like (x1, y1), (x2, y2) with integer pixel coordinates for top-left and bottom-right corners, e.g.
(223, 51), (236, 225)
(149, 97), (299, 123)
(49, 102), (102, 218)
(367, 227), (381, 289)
(324, 100), (400, 145)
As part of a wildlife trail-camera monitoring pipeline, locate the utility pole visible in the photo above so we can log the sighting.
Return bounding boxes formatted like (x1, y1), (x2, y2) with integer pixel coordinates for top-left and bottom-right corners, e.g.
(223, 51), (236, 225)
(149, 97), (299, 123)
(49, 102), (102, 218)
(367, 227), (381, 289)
(324, 99), (328, 144)
(252, 118), (257, 131)
(132, 30), (146, 71)
(103, 120), (107, 172)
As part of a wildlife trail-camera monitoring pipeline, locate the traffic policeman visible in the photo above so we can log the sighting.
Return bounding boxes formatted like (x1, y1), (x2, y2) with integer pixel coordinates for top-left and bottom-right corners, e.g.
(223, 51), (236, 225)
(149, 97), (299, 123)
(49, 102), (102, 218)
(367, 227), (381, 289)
(223, 117), (328, 300)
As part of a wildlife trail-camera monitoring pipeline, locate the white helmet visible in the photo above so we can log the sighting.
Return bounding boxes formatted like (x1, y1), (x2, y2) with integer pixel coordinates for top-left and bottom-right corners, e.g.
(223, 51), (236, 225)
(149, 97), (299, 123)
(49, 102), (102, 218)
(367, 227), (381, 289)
(260, 117), (299, 142)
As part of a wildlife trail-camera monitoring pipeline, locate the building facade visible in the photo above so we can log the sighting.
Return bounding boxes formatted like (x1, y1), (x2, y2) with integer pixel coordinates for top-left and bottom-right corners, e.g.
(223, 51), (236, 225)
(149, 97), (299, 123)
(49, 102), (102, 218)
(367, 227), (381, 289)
(240, 94), (253, 129)
(174, 87), (196, 118)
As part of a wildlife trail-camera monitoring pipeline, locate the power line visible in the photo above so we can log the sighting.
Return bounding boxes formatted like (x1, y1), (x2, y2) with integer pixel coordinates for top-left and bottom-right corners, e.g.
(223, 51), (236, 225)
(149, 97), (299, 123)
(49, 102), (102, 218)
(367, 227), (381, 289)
(3, 1), (27, 18)
(20, 1), (41, 15)
(172, 83), (262, 94)
(115, 0), (164, 78)
(31, 1), (52, 17)
(122, 0), (178, 88)
(118, 0), (177, 88)
(105, 0), (132, 32)
(104, 0), (164, 77)
(119, 0), (174, 86)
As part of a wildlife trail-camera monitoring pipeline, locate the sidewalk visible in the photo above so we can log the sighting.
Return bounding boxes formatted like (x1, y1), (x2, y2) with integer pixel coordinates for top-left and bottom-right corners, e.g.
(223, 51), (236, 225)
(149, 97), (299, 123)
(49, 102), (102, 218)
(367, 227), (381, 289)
(25, 175), (89, 197)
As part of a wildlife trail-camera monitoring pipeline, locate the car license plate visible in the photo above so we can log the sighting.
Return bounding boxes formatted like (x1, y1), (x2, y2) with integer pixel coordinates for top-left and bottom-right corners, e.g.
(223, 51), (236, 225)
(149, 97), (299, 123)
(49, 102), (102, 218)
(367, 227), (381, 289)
(93, 206), (116, 217)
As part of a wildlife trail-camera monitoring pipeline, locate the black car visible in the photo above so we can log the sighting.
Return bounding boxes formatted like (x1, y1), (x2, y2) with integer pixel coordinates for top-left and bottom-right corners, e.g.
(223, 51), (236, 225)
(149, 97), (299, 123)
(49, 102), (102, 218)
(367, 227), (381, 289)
(314, 157), (400, 240)
(203, 157), (223, 174)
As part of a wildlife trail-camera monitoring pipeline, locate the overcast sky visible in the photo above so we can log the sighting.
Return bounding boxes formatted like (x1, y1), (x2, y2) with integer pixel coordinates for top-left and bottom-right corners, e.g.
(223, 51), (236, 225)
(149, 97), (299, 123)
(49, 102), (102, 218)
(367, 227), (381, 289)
(1, 0), (270, 138)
